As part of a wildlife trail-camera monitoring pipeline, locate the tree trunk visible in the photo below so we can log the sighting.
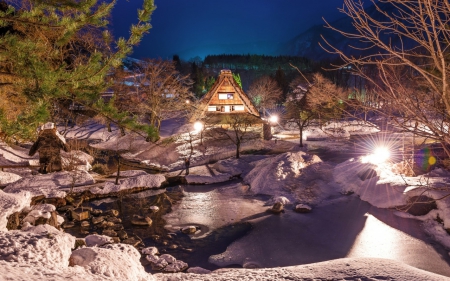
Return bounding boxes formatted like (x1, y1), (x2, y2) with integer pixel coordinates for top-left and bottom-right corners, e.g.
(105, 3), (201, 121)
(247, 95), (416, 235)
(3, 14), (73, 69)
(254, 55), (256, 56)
(115, 156), (120, 185)
(236, 142), (240, 159)
(299, 127), (304, 147)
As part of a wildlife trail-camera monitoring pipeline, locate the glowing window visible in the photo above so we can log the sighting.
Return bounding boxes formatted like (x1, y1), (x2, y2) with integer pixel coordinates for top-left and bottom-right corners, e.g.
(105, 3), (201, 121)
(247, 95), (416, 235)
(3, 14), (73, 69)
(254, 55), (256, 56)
(218, 93), (233, 100)
(208, 106), (216, 112)
(234, 105), (244, 111)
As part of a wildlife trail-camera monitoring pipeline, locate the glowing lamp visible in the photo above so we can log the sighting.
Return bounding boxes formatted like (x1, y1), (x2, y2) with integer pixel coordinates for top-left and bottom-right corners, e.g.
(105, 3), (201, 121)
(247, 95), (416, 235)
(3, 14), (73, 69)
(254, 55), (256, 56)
(374, 147), (390, 163)
(193, 121), (203, 132)
(269, 115), (278, 124)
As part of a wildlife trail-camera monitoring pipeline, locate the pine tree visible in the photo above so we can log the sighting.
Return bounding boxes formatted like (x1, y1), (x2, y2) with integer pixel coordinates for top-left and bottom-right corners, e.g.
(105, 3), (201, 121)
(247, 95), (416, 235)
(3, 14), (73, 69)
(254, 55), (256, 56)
(0, 0), (156, 142)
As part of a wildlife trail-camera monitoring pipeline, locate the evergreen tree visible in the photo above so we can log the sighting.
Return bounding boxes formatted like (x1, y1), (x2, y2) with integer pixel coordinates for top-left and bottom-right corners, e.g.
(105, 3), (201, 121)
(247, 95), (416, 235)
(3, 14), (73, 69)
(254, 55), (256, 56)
(232, 73), (242, 89)
(274, 66), (288, 102)
(0, 0), (156, 142)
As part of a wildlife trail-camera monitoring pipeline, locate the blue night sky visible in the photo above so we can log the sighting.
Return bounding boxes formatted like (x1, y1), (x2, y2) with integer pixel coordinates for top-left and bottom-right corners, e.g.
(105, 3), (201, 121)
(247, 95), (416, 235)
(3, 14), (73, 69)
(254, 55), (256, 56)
(111, 0), (347, 60)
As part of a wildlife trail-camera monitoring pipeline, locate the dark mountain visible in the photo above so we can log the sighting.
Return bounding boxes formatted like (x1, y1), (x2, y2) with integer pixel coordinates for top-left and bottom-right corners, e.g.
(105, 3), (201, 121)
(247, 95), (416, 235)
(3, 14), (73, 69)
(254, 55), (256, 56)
(282, 2), (414, 61)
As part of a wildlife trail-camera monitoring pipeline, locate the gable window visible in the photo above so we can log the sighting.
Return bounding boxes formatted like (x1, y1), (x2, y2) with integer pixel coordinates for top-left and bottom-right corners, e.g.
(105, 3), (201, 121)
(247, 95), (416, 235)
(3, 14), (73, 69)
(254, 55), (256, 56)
(218, 93), (233, 100)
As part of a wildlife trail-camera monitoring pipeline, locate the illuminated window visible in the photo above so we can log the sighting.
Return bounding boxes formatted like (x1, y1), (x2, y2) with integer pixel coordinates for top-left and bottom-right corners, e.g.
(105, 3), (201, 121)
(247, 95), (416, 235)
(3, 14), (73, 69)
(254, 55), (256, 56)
(218, 93), (233, 100)
(234, 105), (244, 111)
(208, 106), (216, 112)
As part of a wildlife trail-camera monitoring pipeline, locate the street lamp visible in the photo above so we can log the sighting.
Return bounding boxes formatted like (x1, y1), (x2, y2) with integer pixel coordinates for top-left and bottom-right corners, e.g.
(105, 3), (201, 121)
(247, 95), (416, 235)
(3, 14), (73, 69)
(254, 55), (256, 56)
(269, 115), (278, 124)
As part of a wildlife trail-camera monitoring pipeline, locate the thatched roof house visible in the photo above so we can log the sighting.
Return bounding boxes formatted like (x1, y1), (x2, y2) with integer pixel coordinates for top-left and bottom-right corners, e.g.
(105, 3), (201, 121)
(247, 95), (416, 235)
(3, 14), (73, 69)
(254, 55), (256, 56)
(190, 70), (261, 123)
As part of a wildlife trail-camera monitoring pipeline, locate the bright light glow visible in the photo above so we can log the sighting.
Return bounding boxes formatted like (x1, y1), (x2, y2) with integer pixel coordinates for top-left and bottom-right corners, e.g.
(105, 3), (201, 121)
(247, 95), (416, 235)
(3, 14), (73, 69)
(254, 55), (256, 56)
(362, 146), (390, 164)
(374, 147), (390, 162)
(269, 115), (278, 124)
(185, 99), (190, 104)
(193, 121), (203, 132)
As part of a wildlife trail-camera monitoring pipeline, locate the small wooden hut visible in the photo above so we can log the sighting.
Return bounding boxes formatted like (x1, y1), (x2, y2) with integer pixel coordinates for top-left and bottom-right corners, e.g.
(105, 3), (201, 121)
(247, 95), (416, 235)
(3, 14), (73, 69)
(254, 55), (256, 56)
(190, 69), (260, 122)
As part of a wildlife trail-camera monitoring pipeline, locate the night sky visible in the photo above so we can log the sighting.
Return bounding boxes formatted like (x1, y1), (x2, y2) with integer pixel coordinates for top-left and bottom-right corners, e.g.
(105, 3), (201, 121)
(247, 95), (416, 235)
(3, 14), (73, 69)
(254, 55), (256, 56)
(111, 0), (347, 60)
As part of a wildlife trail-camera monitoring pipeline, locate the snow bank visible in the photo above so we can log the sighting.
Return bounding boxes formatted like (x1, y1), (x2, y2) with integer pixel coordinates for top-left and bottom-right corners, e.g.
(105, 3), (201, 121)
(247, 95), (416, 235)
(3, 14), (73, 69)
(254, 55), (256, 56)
(90, 174), (166, 195)
(4, 170), (95, 198)
(70, 244), (154, 281)
(244, 151), (337, 204)
(0, 190), (31, 231)
(333, 158), (408, 208)
(0, 225), (75, 269)
(157, 257), (446, 281)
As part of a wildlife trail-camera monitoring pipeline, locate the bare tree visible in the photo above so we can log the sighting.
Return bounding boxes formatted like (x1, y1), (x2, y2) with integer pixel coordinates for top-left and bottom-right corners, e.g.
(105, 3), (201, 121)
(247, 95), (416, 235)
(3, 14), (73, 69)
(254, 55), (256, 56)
(285, 73), (346, 147)
(206, 114), (261, 159)
(128, 59), (194, 141)
(322, 0), (450, 156)
(247, 76), (283, 117)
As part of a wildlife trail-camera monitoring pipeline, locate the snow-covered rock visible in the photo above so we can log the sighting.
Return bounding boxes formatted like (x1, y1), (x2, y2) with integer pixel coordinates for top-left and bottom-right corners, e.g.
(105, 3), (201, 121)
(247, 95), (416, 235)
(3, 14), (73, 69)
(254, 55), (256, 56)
(0, 190), (31, 231)
(70, 243), (154, 281)
(23, 204), (56, 225)
(85, 234), (113, 247)
(4, 170), (95, 198)
(0, 171), (22, 186)
(90, 174), (166, 195)
(142, 246), (159, 256)
(244, 151), (336, 204)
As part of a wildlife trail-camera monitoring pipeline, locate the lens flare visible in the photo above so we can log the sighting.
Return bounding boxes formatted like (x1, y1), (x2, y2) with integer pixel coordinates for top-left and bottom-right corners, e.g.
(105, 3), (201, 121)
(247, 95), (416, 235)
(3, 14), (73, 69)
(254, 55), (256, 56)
(374, 147), (390, 163)
(269, 115), (278, 124)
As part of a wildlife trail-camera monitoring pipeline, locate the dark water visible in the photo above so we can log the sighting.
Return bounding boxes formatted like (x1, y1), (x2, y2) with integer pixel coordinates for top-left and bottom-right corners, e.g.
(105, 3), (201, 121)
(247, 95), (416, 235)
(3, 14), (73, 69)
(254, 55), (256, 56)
(63, 185), (252, 270)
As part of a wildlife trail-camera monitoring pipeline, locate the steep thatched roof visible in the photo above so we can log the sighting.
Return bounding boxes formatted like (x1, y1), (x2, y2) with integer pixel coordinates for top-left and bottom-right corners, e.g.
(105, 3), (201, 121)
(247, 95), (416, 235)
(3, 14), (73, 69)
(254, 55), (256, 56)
(190, 70), (260, 122)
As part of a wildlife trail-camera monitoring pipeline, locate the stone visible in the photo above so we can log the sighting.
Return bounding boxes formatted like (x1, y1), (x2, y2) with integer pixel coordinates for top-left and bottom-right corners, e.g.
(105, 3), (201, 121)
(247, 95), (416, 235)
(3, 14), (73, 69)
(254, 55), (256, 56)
(74, 239), (86, 249)
(112, 237), (120, 243)
(122, 237), (142, 247)
(91, 209), (103, 216)
(80, 221), (90, 228)
(145, 254), (160, 264)
(142, 247), (159, 256)
(163, 260), (188, 273)
(71, 208), (90, 221)
(106, 217), (122, 224)
(62, 221), (75, 229)
(160, 254), (176, 264)
(110, 224), (124, 231)
(85, 234), (113, 247)
(6, 212), (20, 230)
(149, 206), (160, 213)
(131, 216), (152, 226)
(102, 229), (117, 237)
(151, 258), (168, 270)
(181, 226), (198, 234)
(106, 209), (119, 217)
(168, 244), (178, 249)
(80, 230), (90, 235)
(270, 202), (284, 213)
(294, 204), (312, 213)
(100, 221), (115, 228)
(91, 216), (105, 225)
(117, 230), (128, 240)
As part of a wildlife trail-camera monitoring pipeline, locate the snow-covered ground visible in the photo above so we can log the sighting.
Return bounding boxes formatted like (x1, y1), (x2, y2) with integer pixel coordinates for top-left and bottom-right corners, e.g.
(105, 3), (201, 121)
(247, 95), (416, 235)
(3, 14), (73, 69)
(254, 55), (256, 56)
(1, 119), (450, 280)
